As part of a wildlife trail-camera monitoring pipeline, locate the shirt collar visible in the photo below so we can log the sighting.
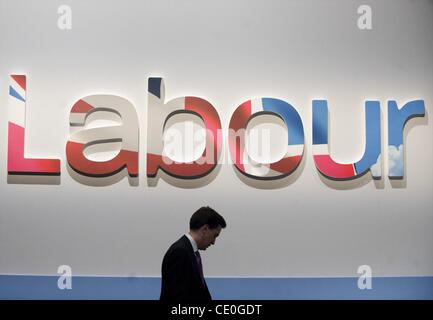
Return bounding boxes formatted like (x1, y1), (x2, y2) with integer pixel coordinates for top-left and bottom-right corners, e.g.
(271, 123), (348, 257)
(185, 233), (198, 252)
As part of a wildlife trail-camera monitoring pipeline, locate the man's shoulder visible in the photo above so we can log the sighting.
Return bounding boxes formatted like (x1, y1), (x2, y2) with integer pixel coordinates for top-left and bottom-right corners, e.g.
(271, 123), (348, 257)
(165, 235), (191, 256)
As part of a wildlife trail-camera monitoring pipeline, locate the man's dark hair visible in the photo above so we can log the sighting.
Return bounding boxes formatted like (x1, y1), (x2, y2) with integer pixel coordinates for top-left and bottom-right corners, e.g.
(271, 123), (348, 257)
(189, 206), (226, 230)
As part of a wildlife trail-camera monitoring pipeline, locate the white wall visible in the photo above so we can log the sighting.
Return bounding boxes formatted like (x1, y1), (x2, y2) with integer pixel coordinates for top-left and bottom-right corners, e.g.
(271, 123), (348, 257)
(0, 0), (432, 277)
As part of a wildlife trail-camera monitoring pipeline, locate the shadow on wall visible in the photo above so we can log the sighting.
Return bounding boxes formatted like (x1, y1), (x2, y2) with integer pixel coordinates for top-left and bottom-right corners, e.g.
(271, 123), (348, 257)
(233, 150), (306, 190)
(147, 164), (222, 189)
(67, 164), (138, 187)
(7, 174), (60, 185)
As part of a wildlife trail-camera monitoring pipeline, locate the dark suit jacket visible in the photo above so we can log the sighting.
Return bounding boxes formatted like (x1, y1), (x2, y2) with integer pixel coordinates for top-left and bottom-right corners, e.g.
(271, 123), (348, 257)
(160, 235), (212, 302)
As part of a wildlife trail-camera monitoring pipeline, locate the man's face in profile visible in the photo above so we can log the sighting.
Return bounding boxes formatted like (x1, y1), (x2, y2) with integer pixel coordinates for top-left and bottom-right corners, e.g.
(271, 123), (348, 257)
(199, 225), (222, 250)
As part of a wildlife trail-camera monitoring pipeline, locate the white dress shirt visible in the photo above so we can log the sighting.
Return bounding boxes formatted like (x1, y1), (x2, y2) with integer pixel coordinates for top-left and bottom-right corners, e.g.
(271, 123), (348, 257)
(185, 233), (198, 253)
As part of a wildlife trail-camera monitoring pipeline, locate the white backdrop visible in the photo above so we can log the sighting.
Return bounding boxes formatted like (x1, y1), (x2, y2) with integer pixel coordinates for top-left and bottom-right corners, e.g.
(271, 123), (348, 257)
(0, 0), (432, 278)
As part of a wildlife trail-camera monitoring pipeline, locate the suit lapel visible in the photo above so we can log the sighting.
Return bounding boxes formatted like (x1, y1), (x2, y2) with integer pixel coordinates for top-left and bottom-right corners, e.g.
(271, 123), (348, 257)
(181, 235), (208, 290)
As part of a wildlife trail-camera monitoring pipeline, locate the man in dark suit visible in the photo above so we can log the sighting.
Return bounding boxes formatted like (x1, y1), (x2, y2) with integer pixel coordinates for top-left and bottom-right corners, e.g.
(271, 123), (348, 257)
(160, 206), (227, 302)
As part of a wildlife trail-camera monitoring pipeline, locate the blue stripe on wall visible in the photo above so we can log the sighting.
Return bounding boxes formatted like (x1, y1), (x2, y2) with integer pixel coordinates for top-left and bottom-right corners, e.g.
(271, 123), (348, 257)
(1, 275), (432, 300)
